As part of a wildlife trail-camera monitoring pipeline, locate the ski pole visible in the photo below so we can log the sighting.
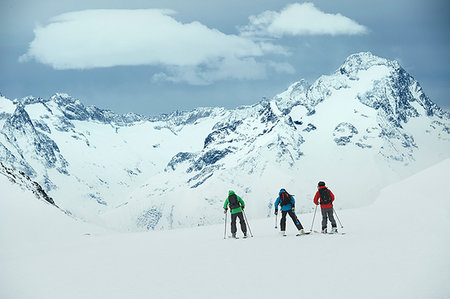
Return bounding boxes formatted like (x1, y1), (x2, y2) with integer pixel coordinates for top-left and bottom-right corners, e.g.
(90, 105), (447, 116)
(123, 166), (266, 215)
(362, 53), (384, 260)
(310, 204), (318, 232)
(224, 211), (227, 239)
(242, 210), (253, 237)
(333, 208), (344, 228)
(275, 213), (278, 229)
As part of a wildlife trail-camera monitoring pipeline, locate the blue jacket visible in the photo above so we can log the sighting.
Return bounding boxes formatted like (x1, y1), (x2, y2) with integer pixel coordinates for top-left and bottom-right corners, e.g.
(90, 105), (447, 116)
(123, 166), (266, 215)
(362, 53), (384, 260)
(275, 189), (295, 211)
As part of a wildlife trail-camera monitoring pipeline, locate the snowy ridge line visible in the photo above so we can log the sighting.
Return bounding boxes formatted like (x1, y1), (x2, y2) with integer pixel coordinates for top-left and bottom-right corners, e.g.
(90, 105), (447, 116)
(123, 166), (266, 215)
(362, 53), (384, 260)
(0, 51), (449, 231)
(0, 162), (80, 220)
(0, 162), (56, 207)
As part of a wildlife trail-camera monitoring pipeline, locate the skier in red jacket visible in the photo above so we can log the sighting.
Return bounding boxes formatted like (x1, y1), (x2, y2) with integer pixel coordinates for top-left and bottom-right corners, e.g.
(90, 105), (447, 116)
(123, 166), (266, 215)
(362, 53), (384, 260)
(313, 181), (337, 233)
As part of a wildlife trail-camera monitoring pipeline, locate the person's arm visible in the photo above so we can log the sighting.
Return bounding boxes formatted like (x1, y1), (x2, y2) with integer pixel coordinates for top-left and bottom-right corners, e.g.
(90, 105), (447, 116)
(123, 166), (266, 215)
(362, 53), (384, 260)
(313, 191), (320, 205)
(291, 196), (295, 209)
(274, 198), (280, 213)
(223, 198), (229, 210)
(238, 196), (245, 209)
(329, 190), (335, 203)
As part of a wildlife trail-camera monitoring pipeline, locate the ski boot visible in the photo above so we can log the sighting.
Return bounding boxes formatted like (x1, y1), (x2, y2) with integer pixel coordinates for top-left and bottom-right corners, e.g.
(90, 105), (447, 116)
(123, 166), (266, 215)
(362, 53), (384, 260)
(331, 227), (338, 234)
(296, 229), (306, 236)
(243, 232), (248, 238)
(280, 231), (287, 237)
(232, 233), (238, 239)
(321, 228), (327, 234)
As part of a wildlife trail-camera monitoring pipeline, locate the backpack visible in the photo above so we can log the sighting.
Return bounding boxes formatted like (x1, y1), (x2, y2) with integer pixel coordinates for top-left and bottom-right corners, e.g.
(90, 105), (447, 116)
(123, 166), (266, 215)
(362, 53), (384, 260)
(228, 194), (240, 209)
(318, 188), (332, 205)
(280, 191), (292, 206)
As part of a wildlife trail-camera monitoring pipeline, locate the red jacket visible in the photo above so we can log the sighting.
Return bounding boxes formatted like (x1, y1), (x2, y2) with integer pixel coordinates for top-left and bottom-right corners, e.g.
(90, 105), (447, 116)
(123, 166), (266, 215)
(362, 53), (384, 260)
(313, 186), (335, 209)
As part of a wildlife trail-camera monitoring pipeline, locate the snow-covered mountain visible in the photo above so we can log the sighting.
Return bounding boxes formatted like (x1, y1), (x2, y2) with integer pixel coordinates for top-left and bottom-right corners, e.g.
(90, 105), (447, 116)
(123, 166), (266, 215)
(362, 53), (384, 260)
(0, 52), (449, 230)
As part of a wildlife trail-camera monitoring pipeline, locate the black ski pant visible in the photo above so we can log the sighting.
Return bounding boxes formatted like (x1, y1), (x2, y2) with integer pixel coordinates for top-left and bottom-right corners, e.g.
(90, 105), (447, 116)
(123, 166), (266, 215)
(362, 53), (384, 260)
(231, 212), (247, 234)
(321, 207), (337, 229)
(280, 210), (303, 231)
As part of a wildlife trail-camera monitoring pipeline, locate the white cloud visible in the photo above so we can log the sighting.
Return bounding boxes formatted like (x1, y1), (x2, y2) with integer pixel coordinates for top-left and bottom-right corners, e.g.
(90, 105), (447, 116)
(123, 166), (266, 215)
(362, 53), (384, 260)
(19, 9), (292, 84)
(153, 57), (266, 85)
(239, 2), (368, 37)
(153, 57), (294, 85)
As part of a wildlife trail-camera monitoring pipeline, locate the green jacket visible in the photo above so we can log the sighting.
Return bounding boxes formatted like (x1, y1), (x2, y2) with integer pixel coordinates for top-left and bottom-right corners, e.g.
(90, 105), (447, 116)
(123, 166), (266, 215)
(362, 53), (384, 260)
(223, 190), (245, 214)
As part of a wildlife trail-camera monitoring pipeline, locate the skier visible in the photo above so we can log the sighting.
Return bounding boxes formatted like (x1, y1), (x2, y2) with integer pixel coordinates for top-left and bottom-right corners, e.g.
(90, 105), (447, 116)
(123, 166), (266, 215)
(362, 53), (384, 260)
(224, 190), (247, 238)
(274, 189), (306, 236)
(313, 181), (337, 233)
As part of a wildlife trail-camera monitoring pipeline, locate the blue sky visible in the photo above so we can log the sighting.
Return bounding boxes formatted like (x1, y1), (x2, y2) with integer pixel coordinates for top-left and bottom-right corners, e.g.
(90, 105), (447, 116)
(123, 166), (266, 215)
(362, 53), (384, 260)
(0, 0), (449, 115)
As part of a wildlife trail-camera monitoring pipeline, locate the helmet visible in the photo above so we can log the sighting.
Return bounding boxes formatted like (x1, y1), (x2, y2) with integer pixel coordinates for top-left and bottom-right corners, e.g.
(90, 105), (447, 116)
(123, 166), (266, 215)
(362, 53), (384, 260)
(318, 181), (325, 187)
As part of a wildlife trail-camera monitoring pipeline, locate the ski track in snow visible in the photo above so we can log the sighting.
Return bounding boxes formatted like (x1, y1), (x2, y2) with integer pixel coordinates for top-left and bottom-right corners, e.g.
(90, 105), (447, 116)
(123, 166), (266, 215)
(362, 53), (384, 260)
(1, 159), (449, 299)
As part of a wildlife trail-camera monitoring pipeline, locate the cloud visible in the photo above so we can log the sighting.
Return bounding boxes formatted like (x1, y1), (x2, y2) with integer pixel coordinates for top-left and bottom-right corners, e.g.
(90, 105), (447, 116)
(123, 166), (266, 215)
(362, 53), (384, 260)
(239, 2), (368, 38)
(153, 57), (295, 85)
(19, 9), (292, 84)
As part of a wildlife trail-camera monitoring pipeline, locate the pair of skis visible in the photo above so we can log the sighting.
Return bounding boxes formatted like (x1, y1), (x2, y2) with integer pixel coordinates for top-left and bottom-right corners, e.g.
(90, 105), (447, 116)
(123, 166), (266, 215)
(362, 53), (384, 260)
(283, 231), (345, 236)
(228, 235), (248, 239)
(297, 231), (311, 236)
(279, 231), (311, 237)
(313, 230), (346, 235)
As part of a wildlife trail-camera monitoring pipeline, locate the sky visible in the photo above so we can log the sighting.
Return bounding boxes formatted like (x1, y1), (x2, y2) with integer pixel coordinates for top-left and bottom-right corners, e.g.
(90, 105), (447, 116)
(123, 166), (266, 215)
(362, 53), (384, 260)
(0, 0), (449, 116)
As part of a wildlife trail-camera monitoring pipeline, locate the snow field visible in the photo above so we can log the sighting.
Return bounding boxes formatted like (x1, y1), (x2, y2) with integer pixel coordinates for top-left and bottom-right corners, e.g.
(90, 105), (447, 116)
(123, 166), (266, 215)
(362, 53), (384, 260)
(1, 159), (449, 299)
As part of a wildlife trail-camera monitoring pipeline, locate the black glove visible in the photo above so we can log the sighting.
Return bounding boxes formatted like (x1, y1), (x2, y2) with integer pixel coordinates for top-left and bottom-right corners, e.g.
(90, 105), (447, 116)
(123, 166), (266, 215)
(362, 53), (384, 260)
(274, 210), (278, 215)
(292, 207), (295, 212)
(224, 209), (228, 214)
(242, 206), (245, 210)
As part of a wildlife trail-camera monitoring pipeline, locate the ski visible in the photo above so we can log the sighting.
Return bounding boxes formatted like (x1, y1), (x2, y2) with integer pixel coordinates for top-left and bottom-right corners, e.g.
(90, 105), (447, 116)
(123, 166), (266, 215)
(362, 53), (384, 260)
(313, 230), (345, 235)
(296, 232), (311, 236)
(278, 232), (311, 237)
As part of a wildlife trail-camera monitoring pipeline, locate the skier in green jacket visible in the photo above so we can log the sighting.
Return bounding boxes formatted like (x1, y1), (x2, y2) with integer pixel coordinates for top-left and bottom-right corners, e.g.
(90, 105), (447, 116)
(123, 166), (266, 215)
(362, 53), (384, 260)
(224, 190), (247, 238)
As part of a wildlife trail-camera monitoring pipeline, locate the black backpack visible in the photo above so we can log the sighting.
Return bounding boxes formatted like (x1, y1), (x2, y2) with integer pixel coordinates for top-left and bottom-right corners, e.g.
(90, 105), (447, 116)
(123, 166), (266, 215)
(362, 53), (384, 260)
(280, 191), (292, 206)
(318, 188), (332, 205)
(228, 194), (240, 209)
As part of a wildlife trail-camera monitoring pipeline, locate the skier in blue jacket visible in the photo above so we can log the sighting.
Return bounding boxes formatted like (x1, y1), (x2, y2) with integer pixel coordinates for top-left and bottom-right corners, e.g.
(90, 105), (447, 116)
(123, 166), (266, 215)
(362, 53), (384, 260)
(274, 189), (305, 236)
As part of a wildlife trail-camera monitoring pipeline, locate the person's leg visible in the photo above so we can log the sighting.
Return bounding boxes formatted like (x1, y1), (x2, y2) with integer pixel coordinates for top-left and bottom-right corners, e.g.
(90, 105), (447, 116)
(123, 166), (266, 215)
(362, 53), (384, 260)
(328, 208), (337, 228)
(237, 212), (247, 234)
(231, 213), (238, 235)
(321, 208), (328, 231)
(280, 211), (288, 231)
(288, 210), (303, 230)
(328, 208), (337, 233)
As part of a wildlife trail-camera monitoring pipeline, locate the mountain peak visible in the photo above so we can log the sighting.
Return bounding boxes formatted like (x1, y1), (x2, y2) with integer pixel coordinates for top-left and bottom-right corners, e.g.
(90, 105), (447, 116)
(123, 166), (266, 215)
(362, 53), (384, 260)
(7, 104), (35, 131)
(16, 96), (48, 106)
(274, 79), (311, 113)
(338, 51), (398, 78)
(50, 93), (75, 104)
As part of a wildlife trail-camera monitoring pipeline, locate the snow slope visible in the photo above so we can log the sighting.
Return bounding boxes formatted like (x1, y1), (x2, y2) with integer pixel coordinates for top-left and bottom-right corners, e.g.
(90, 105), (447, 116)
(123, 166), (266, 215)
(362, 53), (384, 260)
(1, 159), (449, 299)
